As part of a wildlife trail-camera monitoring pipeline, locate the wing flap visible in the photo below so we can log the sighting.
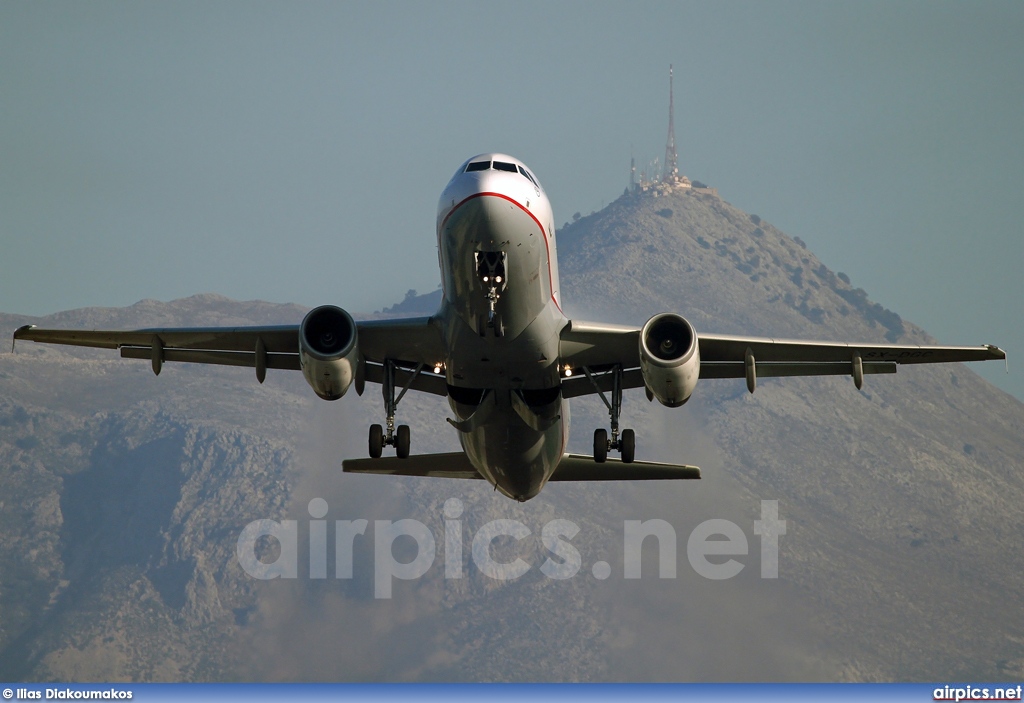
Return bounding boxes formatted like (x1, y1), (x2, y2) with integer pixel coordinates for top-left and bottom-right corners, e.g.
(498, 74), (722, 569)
(699, 360), (896, 379)
(120, 346), (301, 370)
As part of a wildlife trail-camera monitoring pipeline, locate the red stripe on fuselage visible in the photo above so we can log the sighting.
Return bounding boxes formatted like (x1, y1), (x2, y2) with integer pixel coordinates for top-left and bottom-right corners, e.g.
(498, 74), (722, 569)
(440, 191), (562, 313)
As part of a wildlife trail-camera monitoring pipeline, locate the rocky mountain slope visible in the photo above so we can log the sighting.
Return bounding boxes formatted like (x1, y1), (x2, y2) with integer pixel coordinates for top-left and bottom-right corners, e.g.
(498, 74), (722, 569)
(0, 185), (1021, 682)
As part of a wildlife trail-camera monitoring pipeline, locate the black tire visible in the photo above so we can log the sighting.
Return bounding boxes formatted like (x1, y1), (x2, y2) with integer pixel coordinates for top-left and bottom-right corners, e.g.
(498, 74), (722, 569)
(593, 428), (608, 463)
(369, 424), (384, 458)
(396, 424), (410, 459)
(620, 428), (635, 464)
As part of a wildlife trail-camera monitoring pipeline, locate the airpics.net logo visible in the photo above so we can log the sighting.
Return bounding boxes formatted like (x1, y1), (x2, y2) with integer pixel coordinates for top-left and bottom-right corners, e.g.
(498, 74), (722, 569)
(236, 499), (787, 598)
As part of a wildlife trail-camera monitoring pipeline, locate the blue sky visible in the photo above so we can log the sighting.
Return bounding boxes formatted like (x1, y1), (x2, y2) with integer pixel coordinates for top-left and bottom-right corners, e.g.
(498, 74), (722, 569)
(2, 1), (1021, 399)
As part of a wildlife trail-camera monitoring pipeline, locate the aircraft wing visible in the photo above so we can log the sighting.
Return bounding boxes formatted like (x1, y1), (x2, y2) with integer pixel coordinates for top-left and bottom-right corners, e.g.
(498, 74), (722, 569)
(12, 316), (448, 396)
(356, 317), (447, 395)
(558, 319), (1006, 398)
(12, 323), (303, 366)
(695, 333), (1005, 378)
(343, 451), (700, 481)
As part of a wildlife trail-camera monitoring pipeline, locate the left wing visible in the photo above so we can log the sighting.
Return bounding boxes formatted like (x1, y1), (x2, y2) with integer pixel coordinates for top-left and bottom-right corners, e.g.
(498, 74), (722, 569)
(559, 319), (1006, 398)
(696, 332), (1005, 378)
(12, 316), (448, 395)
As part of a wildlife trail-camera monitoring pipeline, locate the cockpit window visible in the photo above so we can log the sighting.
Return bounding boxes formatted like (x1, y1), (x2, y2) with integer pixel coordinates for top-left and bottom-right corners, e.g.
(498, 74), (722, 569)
(518, 165), (538, 186)
(464, 159), (538, 186)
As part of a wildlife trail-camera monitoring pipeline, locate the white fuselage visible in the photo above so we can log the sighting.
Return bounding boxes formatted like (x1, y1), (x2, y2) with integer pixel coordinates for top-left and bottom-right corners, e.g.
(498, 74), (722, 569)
(435, 154), (569, 500)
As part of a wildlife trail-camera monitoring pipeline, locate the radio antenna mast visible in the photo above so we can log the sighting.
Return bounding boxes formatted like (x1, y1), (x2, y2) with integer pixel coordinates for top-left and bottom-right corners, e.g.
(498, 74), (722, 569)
(662, 64), (679, 183)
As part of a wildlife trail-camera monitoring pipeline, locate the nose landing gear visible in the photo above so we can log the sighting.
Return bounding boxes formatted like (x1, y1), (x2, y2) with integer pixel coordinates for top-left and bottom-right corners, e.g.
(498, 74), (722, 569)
(476, 251), (507, 337)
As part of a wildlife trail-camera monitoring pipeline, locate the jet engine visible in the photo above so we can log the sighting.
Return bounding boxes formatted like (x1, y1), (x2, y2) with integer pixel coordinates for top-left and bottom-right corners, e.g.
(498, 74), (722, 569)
(639, 313), (700, 407)
(299, 305), (360, 401)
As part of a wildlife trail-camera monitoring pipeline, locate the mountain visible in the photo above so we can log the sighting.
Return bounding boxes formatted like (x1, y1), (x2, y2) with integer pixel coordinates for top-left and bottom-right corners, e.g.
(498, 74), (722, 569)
(0, 185), (1021, 682)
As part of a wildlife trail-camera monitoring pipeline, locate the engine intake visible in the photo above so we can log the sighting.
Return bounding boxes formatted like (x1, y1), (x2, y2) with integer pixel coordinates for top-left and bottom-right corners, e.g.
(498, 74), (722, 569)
(639, 313), (700, 407)
(299, 305), (359, 401)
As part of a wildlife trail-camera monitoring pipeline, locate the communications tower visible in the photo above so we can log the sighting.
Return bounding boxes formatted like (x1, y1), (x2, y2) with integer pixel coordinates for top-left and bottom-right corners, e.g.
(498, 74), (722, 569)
(662, 65), (679, 183)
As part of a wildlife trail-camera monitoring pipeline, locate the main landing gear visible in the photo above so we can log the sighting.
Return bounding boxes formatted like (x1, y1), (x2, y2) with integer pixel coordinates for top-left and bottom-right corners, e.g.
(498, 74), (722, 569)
(368, 359), (420, 459)
(583, 365), (635, 464)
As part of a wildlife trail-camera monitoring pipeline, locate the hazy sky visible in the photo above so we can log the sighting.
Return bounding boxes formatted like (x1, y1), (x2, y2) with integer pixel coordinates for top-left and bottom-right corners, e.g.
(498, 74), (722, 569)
(2, 1), (1021, 399)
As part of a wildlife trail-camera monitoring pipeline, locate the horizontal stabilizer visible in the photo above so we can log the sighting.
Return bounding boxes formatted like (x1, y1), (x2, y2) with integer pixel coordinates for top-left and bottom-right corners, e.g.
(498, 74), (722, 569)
(342, 452), (701, 482)
(550, 454), (701, 481)
(343, 452), (483, 480)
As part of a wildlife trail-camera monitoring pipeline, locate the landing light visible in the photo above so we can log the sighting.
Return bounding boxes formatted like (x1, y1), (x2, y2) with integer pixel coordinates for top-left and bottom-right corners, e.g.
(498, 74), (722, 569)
(483, 276), (489, 282)
(564, 366), (573, 377)
(433, 363), (443, 374)
(495, 276), (502, 283)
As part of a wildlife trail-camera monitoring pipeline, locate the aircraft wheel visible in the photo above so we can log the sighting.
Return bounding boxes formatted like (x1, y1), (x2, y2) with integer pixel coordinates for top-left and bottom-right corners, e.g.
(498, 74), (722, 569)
(369, 424), (384, 458)
(396, 424), (410, 459)
(620, 429), (635, 464)
(593, 428), (608, 463)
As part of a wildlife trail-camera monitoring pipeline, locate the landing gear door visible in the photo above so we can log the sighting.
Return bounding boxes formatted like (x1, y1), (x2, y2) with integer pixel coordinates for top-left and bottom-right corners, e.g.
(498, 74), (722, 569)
(474, 250), (508, 290)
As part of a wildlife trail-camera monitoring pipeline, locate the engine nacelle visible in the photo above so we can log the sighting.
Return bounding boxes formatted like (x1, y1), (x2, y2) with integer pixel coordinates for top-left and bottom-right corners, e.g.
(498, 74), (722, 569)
(639, 313), (700, 407)
(299, 305), (360, 401)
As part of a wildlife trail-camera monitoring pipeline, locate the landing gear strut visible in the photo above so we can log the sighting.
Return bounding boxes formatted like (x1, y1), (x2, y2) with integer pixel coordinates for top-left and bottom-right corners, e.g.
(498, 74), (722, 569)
(476, 251), (507, 337)
(583, 365), (635, 463)
(368, 359), (420, 459)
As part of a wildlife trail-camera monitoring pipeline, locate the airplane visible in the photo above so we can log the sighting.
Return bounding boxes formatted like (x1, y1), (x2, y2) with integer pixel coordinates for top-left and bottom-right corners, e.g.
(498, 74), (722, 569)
(12, 153), (1006, 501)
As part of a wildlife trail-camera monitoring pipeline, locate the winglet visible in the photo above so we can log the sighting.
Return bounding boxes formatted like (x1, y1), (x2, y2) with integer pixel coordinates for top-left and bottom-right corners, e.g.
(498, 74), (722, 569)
(12, 324), (36, 353)
(982, 344), (1007, 373)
